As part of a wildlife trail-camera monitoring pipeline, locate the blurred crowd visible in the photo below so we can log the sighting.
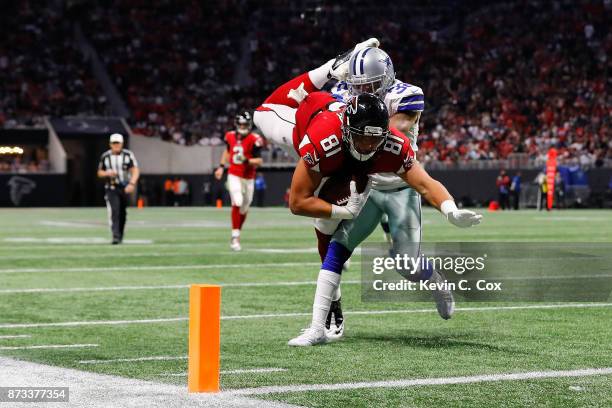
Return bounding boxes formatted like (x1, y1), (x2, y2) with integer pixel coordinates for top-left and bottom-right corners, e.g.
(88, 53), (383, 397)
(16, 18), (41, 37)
(82, 0), (252, 145)
(0, 0), (609, 166)
(0, 147), (50, 173)
(0, 1), (110, 128)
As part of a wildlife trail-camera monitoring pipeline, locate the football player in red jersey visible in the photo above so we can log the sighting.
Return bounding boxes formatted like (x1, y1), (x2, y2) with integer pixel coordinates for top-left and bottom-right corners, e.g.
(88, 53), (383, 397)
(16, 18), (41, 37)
(253, 62), (482, 346)
(214, 112), (263, 251)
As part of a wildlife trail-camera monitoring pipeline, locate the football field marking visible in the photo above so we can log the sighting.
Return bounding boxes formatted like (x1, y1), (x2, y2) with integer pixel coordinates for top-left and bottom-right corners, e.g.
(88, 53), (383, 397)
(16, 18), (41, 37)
(226, 367), (612, 395)
(0, 280), (362, 294)
(0, 343), (98, 350)
(0, 334), (31, 339)
(1, 303), (611, 329)
(0, 261), (321, 274)
(79, 356), (187, 364)
(0, 356), (299, 408)
(4, 273), (612, 294)
(3, 237), (154, 244)
(159, 368), (288, 376)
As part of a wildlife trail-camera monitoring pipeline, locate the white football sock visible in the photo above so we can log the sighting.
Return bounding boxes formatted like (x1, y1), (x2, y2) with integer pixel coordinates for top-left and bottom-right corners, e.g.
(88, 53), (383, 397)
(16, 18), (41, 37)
(311, 269), (341, 329)
(308, 59), (334, 89)
(332, 285), (341, 301)
(231, 229), (240, 238)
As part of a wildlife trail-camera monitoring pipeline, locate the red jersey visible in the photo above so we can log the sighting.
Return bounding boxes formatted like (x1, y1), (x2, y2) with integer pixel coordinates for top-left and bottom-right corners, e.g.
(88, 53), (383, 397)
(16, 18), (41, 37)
(225, 131), (263, 179)
(293, 92), (415, 177)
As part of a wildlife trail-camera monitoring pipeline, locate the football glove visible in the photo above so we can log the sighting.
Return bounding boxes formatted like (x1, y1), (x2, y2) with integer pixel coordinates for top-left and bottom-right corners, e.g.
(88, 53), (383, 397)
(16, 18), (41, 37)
(441, 200), (482, 228)
(331, 179), (372, 220)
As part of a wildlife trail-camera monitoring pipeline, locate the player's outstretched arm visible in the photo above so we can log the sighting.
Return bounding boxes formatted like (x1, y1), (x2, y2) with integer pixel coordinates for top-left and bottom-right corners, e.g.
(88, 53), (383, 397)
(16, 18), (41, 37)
(289, 160), (369, 219)
(401, 163), (482, 228)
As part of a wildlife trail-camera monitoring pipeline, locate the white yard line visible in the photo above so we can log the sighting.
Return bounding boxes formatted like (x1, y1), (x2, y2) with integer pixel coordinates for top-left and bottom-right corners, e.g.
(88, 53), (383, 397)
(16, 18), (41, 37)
(0, 280), (361, 294)
(1, 303), (611, 329)
(80, 356), (187, 364)
(0, 343), (98, 351)
(0, 334), (32, 339)
(227, 367), (612, 395)
(159, 368), (288, 376)
(3, 237), (153, 244)
(0, 262), (321, 274)
(4, 273), (612, 294)
(0, 356), (298, 408)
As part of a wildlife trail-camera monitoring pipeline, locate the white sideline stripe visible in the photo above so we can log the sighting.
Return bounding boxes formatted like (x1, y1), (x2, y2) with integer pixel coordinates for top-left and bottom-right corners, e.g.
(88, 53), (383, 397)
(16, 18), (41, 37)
(80, 356), (187, 364)
(0, 334), (31, 339)
(0, 343), (98, 351)
(3, 274), (611, 294)
(0, 261), (321, 274)
(3, 237), (154, 244)
(1, 303), (612, 329)
(0, 356), (298, 408)
(227, 367), (612, 395)
(160, 368), (288, 376)
(0, 280), (361, 294)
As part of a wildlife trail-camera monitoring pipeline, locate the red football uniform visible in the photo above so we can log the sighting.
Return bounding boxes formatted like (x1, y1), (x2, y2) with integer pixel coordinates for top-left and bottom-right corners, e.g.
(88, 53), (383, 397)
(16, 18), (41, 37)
(225, 131), (264, 179)
(294, 92), (415, 176)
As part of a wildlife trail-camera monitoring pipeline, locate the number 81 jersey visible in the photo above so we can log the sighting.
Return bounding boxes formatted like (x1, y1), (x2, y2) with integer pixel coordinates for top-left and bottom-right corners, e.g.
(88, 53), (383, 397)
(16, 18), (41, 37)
(295, 93), (415, 176)
(225, 131), (264, 179)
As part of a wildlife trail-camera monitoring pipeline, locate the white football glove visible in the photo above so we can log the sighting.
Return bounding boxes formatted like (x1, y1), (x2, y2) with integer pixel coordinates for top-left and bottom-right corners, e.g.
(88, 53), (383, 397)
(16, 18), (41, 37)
(441, 200), (482, 228)
(287, 82), (309, 104)
(331, 179), (372, 220)
(329, 37), (380, 81)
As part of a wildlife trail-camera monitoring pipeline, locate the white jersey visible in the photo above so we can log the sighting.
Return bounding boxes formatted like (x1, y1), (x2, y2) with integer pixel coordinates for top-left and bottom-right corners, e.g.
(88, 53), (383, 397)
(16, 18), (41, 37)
(331, 79), (425, 190)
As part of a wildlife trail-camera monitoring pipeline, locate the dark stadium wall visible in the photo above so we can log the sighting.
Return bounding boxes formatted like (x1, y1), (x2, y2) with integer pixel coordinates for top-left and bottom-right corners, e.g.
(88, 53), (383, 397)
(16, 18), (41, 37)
(0, 174), (67, 207)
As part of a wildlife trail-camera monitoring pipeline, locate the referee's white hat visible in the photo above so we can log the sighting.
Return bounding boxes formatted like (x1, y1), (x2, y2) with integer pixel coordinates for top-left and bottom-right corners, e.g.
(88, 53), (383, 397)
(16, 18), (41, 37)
(109, 133), (124, 144)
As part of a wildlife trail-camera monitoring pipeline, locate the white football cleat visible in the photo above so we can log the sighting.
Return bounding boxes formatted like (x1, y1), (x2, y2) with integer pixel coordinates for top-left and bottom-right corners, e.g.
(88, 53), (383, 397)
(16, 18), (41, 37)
(329, 37), (380, 81)
(230, 237), (241, 251)
(288, 326), (328, 347)
(325, 321), (345, 340)
(428, 270), (455, 320)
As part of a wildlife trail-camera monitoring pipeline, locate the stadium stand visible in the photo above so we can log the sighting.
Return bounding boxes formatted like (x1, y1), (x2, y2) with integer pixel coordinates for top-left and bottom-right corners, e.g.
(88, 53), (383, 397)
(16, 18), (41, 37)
(0, 1), (110, 128)
(1, 0), (609, 166)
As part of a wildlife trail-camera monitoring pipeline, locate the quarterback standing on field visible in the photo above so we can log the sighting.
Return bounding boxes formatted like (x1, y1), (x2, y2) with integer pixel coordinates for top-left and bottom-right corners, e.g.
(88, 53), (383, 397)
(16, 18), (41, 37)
(215, 112), (264, 251)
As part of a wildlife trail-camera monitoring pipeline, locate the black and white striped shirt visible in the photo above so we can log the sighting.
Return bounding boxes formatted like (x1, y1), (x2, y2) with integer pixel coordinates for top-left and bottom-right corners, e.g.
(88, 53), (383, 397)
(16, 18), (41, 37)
(98, 149), (138, 187)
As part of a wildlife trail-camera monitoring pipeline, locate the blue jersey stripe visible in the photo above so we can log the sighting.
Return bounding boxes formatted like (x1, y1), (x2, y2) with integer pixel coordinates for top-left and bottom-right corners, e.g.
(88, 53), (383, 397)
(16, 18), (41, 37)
(397, 103), (424, 112)
(399, 94), (424, 104)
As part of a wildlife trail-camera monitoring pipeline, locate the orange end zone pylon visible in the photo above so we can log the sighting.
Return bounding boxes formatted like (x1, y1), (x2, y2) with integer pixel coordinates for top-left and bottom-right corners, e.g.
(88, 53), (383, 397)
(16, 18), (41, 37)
(188, 284), (221, 393)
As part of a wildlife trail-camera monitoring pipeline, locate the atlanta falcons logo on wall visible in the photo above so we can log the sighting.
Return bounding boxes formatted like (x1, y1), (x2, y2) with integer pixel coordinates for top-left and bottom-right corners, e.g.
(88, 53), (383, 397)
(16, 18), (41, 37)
(7, 176), (36, 206)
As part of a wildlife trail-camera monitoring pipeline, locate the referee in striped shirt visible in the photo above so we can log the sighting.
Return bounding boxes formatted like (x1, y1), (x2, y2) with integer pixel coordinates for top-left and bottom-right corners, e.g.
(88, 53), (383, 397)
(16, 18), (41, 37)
(97, 133), (140, 244)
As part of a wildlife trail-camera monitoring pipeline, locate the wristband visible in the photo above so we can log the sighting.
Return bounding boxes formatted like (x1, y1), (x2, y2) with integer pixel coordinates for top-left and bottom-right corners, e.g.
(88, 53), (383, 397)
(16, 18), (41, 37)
(330, 204), (353, 220)
(440, 200), (458, 217)
(218, 164), (225, 169)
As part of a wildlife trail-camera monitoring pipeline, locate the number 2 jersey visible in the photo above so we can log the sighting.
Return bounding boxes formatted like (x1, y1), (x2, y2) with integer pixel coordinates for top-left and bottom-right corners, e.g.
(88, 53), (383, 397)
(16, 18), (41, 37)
(293, 91), (415, 177)
(225, 131), (264, 179)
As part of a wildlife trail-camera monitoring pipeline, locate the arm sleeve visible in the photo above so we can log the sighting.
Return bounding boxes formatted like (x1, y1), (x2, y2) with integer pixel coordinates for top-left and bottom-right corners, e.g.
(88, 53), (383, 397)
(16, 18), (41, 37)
(251, 135), (263, 158)
(129, 151), (139, 168)
(298, 134), (321, 172)
(98, 155), (106, 170)
(396, 94), (425, 112)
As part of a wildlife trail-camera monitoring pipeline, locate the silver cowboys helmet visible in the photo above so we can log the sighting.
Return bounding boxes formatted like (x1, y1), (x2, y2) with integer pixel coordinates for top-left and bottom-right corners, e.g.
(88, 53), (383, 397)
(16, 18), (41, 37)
(347, 47), (395, 97)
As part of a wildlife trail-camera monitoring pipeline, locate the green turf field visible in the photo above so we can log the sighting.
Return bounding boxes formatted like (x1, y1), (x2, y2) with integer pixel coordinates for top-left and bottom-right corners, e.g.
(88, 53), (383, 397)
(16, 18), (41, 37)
(0, 207), (611, 407)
